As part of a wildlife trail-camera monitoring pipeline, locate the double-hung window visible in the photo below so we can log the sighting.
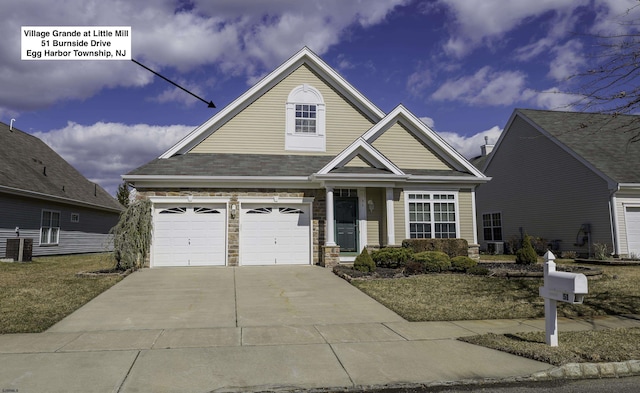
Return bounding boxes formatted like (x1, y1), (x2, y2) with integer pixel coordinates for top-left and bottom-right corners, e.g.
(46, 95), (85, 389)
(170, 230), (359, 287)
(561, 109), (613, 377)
(407, 193), (458, 239)
(295, 104), (316, 133)
(40, 210), (60, 245)
(482, 212), (502, 241)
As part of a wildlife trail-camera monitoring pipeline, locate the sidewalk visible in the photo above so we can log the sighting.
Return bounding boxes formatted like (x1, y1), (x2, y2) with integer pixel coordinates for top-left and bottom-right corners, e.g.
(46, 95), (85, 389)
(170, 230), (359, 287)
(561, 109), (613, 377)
(1, 315), (639, 392)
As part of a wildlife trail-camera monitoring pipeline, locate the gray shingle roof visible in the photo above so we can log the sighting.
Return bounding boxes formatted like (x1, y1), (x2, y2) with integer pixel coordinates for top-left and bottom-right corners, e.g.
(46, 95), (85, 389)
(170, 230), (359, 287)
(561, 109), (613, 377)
(0, 122), (122, 211)
(127, 153), (335, 177)
(518, 109), (640, 184)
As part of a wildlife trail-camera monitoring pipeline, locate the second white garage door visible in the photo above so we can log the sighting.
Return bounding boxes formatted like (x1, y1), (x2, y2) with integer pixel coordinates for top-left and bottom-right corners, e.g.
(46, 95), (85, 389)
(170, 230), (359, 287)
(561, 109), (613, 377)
(626, 206), (640, 256)
(240, 204), (311, 265)
(153, 204), (226, 267)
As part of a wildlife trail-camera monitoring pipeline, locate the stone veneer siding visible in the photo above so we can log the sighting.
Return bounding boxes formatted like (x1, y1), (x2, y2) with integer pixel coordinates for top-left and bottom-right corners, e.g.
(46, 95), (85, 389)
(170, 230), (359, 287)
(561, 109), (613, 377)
(137, 188), (327, 266)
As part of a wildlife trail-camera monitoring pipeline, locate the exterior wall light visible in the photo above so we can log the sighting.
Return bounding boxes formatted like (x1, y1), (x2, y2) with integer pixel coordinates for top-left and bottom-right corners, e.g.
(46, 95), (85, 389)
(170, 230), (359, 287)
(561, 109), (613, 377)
(367, 199), (375, 213)
(231, 203), (237, 218)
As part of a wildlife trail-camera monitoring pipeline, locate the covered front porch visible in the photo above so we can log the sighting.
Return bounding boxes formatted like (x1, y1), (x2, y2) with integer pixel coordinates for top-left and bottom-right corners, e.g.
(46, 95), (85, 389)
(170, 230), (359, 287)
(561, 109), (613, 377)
(323, 186), (397, 267)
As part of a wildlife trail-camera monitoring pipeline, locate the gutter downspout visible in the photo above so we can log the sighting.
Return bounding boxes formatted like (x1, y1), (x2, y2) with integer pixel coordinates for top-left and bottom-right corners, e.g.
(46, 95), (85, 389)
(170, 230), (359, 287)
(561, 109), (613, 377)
(609, 185), (620, 257)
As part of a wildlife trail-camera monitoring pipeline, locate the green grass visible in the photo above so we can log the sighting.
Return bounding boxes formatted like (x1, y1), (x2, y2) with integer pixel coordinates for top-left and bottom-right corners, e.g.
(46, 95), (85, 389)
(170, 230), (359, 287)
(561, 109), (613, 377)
(351, 263), (640, 321)
(0, 253), (123, 334)
(460, 328), (640, 365)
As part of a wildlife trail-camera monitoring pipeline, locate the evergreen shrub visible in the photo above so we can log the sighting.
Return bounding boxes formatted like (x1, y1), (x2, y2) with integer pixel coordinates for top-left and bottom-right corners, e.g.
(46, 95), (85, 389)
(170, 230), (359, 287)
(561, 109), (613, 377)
(371, 247), (413, 268)
(450, 256), (477, 272)
(515, 235), (538, 265)
(353, 248), (376, 272)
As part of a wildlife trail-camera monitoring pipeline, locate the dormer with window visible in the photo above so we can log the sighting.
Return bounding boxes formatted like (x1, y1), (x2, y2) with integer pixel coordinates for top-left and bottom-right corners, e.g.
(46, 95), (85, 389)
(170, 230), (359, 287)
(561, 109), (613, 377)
(285, 84), (326, 152)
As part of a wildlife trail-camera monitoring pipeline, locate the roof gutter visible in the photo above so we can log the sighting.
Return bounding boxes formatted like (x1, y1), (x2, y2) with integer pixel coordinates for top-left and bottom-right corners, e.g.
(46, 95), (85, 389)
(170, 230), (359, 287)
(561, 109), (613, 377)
(0, 185), (122, 213)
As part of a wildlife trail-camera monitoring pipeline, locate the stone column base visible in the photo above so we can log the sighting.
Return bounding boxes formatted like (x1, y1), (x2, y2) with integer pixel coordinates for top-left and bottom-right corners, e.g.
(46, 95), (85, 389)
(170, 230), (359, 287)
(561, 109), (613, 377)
(468, 244), (480, 261)
(321, 245), (341, 268)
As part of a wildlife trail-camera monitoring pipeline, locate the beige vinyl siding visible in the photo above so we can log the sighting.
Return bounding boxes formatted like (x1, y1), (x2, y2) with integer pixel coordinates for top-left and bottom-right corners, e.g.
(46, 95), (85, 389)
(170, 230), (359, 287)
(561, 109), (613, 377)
(393, 189), (405, 244)
(191, 64), (375, 155)
(365, 188), (383, 246)
(372, 122), (452, 170)
(344, 155), (372, 168)
(476, 116), (612, 254)
(457, 190), (475, 243)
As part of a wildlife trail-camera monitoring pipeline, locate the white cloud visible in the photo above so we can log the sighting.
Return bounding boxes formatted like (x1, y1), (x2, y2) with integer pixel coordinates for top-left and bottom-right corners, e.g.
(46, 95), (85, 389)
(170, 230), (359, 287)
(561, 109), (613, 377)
(1, 0), (408, 113)
(548, 40), (586, 81)
(407, 68), (433, 96)
(432, 67), (528, 106)
(439, 126), (503, 159)
(524, 87), (578, 110)
(436, 0), (586, 57)
(419, 116), (435, 128)
(32, 122), (194, 195)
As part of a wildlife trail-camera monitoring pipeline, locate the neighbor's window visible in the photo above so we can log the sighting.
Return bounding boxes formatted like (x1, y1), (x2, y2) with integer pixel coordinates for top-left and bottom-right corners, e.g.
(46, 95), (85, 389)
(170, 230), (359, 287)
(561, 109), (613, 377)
(407, 193), (457, 239)
(40, 210), (60, 245)
(295, 104), (317, 133)
(70, 213), (80, 223)
(482, 212), (502, 241)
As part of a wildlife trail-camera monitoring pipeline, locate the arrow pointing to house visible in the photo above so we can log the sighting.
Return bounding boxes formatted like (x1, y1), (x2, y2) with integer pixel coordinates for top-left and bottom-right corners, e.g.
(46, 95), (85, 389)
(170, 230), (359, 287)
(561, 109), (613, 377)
(131, 59), (216, 108)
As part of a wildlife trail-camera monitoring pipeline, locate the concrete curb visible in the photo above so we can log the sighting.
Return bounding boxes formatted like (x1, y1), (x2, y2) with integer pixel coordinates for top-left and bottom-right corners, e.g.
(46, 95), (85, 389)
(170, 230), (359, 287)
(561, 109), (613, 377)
(211, 360), (640, 393)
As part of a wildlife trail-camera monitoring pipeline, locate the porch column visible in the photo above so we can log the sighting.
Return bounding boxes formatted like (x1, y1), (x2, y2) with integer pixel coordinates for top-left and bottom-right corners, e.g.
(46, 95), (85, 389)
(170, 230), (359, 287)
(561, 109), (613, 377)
(386, 187), (395, 245)
(326, 187), (336, 246)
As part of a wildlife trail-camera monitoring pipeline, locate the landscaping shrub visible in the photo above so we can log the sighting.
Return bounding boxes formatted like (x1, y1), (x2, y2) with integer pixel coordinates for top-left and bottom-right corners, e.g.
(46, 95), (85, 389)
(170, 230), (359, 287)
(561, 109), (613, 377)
(450, 256), (477, 272)
(467, 266), (490, 276)
(413, 251), (451, 273)
(515, 235), (538, 265)
(593, 243), (609, 260)
(110, 199), (152, 271)
(353, 248), (376, 272)
(371, 247), (413, 268)
(560, 251), (578, 259)
(531, 236), (550, 255)
(401, 238), (468, 258)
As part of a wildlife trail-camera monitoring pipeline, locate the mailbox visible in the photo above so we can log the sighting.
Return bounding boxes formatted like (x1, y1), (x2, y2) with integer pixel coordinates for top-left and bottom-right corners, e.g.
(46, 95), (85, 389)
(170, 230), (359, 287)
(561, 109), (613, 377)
(539, 271), (588, 304)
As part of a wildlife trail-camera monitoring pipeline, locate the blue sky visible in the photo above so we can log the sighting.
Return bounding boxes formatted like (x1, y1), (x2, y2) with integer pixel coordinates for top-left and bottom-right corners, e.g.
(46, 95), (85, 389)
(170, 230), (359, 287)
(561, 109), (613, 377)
(2, 0), (638, 194)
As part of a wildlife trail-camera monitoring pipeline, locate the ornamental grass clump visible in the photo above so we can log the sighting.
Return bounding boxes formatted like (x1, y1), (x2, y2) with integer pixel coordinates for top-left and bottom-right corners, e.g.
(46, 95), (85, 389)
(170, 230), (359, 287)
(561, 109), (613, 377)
(109, 199), (152, 271)
(515, 235), (538, 265)
(354, 248), (376, 272)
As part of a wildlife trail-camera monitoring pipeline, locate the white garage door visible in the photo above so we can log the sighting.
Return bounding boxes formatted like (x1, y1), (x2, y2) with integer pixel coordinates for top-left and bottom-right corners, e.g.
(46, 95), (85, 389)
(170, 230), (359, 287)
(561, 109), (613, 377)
(240, 204), (311, 265)
(153, 205), (226, 267)
(626, 207), (640, 256)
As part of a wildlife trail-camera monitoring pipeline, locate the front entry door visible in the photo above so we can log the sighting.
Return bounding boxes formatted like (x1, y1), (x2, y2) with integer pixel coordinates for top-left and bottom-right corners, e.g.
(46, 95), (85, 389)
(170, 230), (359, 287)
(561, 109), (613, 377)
(335, 197), (358, 252)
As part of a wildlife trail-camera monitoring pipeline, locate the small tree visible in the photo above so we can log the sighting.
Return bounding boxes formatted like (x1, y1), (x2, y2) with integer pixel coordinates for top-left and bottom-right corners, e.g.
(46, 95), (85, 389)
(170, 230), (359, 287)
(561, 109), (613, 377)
(116, 181), (130, 208)
(109, 199), (152, 271)
(353, 247), (376, 272)
(515, 235), (538, 265)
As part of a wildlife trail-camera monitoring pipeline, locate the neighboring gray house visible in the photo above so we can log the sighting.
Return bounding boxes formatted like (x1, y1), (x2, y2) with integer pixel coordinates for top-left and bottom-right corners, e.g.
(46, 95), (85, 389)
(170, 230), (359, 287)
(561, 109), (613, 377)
(0, 121), (122, 257)
(475, 109), (640, 258)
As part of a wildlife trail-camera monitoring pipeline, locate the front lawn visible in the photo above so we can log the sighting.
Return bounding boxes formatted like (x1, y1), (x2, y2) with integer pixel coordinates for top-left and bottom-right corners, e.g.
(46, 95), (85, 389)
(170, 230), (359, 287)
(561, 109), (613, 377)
(351, 262), (640, 321)
(0, 253), (123, 334)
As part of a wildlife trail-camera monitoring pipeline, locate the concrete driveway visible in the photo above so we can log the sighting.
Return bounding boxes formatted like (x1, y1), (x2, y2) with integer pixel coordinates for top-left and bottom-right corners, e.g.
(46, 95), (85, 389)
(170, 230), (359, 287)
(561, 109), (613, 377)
(0, 265), (563, 392)
(48, 265), (405, 332)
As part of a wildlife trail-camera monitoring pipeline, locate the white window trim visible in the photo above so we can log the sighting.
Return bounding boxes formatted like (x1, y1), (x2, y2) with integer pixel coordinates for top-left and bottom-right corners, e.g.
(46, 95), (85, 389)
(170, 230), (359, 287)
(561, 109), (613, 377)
(404, 191), (460, 239)
(482, 211), (503, 242)
(285, 84), (326, 152)
(40, 209), (61, 246)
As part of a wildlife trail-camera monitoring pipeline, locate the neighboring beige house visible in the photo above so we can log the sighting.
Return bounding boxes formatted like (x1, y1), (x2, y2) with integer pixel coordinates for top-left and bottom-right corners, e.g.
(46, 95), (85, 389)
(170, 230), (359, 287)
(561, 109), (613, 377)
(475, 108), (640, 258)
(124, 47), (489, 268)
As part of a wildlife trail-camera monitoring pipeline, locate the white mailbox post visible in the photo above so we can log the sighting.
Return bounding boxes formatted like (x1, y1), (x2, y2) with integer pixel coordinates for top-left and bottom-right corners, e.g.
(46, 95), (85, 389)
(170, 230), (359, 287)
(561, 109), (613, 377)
(539, 251), (588, 346)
